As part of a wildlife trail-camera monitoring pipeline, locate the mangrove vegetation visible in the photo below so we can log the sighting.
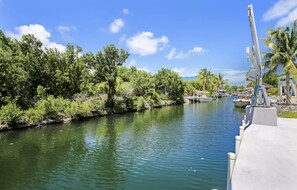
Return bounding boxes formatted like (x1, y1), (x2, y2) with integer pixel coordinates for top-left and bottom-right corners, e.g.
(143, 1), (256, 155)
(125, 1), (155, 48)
(0, 30), (187, 129)
(0, 30), (233, 130)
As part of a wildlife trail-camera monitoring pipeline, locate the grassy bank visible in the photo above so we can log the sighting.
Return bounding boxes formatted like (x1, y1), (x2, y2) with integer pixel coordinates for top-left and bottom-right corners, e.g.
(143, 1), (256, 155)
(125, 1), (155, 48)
(0, 94), (178, 132)
(278, 111), (297, 118)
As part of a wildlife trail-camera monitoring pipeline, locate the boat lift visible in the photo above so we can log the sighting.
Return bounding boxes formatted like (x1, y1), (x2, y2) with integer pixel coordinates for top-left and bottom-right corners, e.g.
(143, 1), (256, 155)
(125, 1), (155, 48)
(244, 5), (277, 128)
(246, 4), (269, 107)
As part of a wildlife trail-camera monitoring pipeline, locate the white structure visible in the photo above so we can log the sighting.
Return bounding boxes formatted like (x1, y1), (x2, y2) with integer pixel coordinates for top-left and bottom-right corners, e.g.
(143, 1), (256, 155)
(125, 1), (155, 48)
(278, 76), (297, 97)
(246, 5), (269, 107)
(245, 4), (277, 125)
(227, 4), (279, 189)
(230, 118), (297, 190)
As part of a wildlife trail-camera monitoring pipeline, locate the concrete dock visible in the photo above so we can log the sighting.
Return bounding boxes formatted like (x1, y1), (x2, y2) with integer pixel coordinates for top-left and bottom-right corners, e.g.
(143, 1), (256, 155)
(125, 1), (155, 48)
(230, 118), (297, 190)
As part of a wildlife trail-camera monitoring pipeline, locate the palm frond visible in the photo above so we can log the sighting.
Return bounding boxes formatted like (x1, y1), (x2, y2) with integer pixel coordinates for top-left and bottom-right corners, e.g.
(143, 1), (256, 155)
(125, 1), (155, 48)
(284, 60), (297, 78)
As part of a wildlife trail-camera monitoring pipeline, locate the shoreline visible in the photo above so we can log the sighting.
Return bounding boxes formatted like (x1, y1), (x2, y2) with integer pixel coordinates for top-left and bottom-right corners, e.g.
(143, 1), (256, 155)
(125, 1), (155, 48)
(0, 102), (178, 133)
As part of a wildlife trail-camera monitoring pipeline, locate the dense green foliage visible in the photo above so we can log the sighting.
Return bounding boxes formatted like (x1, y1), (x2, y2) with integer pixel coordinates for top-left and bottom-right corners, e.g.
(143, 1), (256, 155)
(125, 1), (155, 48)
(262, 19), (297, 104)
(0, 30), (234, 128)
(197, 68), (227, 91)
(267, 87), (278, 95)
(196, 68), (228, 96)
(183, 69), (230, 97)
(0, 102), (23, 125)
(83, 45), (129, 107)
(0, 30), (186, 128)
(184, 81), (199, 96)
(262, 72), (278, 87)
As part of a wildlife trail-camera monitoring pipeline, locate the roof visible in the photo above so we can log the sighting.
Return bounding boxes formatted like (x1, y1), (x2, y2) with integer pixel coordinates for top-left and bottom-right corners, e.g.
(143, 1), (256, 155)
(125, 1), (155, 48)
(278, 76), (297, 83)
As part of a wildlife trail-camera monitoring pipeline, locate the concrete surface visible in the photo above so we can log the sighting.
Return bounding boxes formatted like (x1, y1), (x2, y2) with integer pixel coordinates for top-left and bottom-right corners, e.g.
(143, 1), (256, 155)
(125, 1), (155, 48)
(246, 106), (277, 126)
(231, 118), (297, 190)
(251, 107), (277, 126)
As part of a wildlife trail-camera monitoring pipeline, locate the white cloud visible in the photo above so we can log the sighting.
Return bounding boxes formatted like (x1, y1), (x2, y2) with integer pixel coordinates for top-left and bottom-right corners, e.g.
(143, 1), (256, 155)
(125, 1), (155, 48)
(263, 0), (297, 27)
(166, 48), (177, 60)
(222, 69), (247, 76)
(175, 51), (188, 59)
(119, 34), (126, 43)
(166, 46), (205, 60)
(276, 7), (297, 27)
(126, 31), (169, 56)
(263, 0), (297, 21)
(110, 18), (124, 33)
(57, 25), (76, 34)
(138, 67), (150, 73)
(7, 24), (66, 52)
(123, 8), (129, 14)
(190, 46), (204, 53)
(169, 67), (247, 84)
(172, 67), (199, 77)
(173, 68), (186, 75)
(126, 59), (137, 67)
(218, 69), (247, 85)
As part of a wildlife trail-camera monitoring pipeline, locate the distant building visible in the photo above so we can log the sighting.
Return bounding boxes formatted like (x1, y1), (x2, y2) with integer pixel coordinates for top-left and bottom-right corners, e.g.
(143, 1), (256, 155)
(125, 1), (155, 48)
(278, 76), (297, 97)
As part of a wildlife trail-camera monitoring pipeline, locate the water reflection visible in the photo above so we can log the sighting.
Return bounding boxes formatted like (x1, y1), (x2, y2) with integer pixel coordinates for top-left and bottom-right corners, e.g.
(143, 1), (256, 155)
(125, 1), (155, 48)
(233, 107), (246, 113)
(0, 126), (88, 189)
(0, 98), (241, 190)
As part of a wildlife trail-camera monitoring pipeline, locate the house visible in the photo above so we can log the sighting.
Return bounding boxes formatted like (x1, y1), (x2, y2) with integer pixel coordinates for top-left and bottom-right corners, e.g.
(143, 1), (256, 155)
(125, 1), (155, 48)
(278, 76), (297, 97)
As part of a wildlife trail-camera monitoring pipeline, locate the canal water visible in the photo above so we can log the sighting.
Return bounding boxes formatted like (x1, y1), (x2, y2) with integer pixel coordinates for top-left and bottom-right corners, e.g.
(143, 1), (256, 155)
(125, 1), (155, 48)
(0, 97), (244, 190)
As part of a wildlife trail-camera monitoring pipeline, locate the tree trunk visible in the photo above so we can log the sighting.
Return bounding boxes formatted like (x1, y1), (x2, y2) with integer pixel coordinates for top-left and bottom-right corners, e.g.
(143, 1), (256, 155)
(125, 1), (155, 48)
(285, 71), (291, 105)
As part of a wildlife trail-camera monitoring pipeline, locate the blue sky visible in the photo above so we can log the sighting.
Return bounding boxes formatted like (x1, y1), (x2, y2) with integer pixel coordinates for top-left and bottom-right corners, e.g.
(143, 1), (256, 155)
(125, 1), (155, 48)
(1, 0), (297, 84)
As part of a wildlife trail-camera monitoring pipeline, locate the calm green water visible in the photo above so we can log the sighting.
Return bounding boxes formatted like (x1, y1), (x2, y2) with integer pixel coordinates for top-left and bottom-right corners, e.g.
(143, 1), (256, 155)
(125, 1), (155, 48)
(0, 97), (244, 190)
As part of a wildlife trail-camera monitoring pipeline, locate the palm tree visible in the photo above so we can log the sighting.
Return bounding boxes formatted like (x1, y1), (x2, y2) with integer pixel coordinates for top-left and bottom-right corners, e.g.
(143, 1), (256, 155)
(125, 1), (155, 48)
(197, 68), (211, 91)
(217, 73), (228, 90)
(262, 20), (297, 104)
(209, 73), (219, 93)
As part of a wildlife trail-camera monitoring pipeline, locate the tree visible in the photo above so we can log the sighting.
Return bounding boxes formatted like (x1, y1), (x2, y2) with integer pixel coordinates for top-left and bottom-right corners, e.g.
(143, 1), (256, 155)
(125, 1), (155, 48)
(184, 81), (197, 96)
(131, 70), (154, 97)
(262, 20), (297, 104)
(196, 69), (228, 93)
(262, 72), (278, 87)
(230, 85), (238, 94)
(117, 66), (137, 82)
(0, 30), (190, 127)
(217, 73), (228, 90)
(197, 68), (211, 91)
(0, 30), (28, 107)
(154, 68), (184, 103)
(88, 45), (129, 108)
(65, 45), (87, 96)
(209, 73), (219, 94)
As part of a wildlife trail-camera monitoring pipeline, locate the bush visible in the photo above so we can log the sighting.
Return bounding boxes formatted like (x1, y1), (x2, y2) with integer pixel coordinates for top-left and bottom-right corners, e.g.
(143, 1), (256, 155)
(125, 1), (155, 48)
(116, 81), (134, 97)
(0, 102), (23, 125)
(87, 96), (105, 113)
(114, 98), (127, 113)
(65, 101), (93, 119)
(37, 85), (47, 99)
(267, 87), (278, 96)
(35, 96), (70, 119)
(151, 93), (167, 107)
(124, 97), (137, 111)
(84, 82), (108, 96)
(144, 96), (154, 108)
(24, 108), (44, 124)
(134, 96), (149, 111)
